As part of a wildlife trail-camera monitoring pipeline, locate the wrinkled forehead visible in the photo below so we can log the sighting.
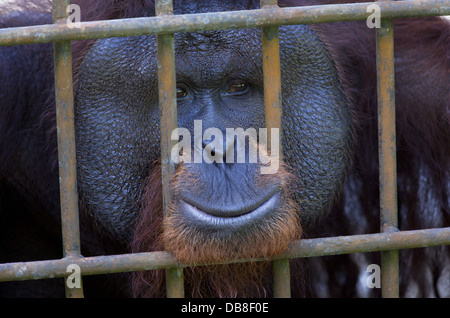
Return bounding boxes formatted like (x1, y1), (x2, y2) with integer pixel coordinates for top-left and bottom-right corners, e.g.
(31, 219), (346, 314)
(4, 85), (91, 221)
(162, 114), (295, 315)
(175, 29), (261, 54)
(85, 28), (263, 81)
(174, 29), (262, 80)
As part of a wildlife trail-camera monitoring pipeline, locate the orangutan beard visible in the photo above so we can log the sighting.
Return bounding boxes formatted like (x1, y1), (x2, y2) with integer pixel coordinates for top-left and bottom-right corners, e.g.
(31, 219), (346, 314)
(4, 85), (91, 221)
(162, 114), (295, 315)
(130, 161), (302, 298)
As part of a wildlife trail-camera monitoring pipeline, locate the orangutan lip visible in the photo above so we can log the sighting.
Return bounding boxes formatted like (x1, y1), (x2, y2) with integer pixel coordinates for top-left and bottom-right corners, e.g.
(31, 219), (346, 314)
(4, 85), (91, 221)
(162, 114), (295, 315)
(181, 187), (280, 218)
(180, 192), (280, 228)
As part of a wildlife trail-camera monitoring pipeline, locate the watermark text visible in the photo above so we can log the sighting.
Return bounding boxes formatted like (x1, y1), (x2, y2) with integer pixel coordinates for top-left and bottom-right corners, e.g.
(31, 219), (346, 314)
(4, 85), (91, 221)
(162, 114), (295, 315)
(366, 4), (381, 29)
(171, 120), (280, 174)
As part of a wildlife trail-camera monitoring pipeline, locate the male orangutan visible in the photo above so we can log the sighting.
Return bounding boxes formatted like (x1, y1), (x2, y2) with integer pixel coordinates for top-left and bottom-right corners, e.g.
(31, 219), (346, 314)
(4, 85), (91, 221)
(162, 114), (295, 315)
(0, 0), (448, 297)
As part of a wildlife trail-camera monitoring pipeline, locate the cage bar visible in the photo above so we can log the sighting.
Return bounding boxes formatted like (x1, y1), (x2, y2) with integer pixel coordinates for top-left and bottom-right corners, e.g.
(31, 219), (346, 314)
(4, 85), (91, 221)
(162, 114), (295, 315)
(52, 0), (84, 298)
(0, 0), (449, 298)
(155, 0), (185, 298)
(376, 0), (399, 298)
(0, 1), (449, 46)
(260, 0), (291, 298)
(1, 227), (448, 283)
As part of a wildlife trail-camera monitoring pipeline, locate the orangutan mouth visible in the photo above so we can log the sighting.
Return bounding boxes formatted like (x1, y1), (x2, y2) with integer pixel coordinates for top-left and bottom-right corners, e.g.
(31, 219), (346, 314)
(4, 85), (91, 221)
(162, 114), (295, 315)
(180, 191), (281, 229)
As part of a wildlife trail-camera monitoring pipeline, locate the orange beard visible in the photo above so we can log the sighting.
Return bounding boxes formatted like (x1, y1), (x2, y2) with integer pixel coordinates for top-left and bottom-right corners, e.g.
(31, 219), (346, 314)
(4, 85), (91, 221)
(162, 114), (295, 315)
(130, 162), (302, 297)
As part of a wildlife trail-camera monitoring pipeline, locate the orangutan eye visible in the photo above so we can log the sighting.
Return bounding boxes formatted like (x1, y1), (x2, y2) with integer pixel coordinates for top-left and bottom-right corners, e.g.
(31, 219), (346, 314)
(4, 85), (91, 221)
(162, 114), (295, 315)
(176, 87), (187, 99)
(227, 80), (248, 94)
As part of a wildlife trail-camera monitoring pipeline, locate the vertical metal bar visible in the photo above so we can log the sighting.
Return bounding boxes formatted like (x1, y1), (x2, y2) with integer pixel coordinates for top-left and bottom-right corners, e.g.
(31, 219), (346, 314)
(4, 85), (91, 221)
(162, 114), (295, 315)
(155, 0), (184, 298)
(376, 0), (399, 298)
(260, 0), (291, 298)
(272, 258), (291, 298)
(261, 0), (283, 150)
(52, 0), (84, 298)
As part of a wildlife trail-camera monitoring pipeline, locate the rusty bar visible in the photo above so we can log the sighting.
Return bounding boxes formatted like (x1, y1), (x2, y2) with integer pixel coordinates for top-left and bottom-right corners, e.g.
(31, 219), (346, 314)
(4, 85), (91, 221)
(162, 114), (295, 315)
(1, 227), (448, 282)
(272, 259), (291, 298)
(261, 0), (283, 152)
(261, 0), (290, 298)
(0, 251), (177, 282)
(155, 0), (184, 298)
(285, 227), (443, 259)
(0, 0), (447, 297)
(376, 1), (399, 297)
(52, 0), (84, 298)
(1, 1), (449, 46)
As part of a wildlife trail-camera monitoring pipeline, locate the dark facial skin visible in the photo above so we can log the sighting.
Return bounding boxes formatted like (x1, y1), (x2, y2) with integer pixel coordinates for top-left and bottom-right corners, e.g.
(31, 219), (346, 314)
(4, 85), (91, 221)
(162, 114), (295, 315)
(75, 2), (351, 259)
(1, 0), (448, 299)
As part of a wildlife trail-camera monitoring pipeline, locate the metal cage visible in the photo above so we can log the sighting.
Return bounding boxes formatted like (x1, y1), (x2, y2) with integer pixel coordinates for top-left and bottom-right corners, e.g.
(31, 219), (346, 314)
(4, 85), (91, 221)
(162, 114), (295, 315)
(0, 0), (449, 298)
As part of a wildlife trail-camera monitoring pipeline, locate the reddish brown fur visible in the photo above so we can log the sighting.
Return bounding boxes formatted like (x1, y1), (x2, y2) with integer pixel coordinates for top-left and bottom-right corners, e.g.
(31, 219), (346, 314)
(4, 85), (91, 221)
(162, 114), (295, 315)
(66, 0), (449, 298)
(130, 160), (302, 297)
(1, 0), (448, 298)
(69, 0), (450, 195)
(32, 0), (448, 297)
(69, 0), (306, 298)
(311, 16), (450, 227)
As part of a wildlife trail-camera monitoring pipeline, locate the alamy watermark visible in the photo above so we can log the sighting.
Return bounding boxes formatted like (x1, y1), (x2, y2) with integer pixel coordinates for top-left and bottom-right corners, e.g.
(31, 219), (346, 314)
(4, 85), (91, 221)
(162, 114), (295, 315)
(366, 4), (381, 29)
(366, 264), (381, 289)
(66, 264), (81, 289)
(171, 120), (280, 175)
(66, 4), (81, 29)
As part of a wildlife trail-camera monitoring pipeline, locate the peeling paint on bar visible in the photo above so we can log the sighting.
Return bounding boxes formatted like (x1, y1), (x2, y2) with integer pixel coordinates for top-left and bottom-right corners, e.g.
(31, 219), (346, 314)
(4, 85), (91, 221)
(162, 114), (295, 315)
(260, 0), (291, 299)
(376, 1), (399, 297)
(0, 227), (448, 282)
(1, 0), (449, 298)
(52, 0), (84, 298)
(155, 0), (185, 298)
(0, 1), (449, 46)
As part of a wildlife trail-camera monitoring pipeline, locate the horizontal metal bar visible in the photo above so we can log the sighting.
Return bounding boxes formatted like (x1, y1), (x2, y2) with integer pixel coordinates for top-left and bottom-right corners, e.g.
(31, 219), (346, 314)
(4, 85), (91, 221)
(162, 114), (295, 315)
(0, 1), (449, 46)
(1, 227), (448, 283)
